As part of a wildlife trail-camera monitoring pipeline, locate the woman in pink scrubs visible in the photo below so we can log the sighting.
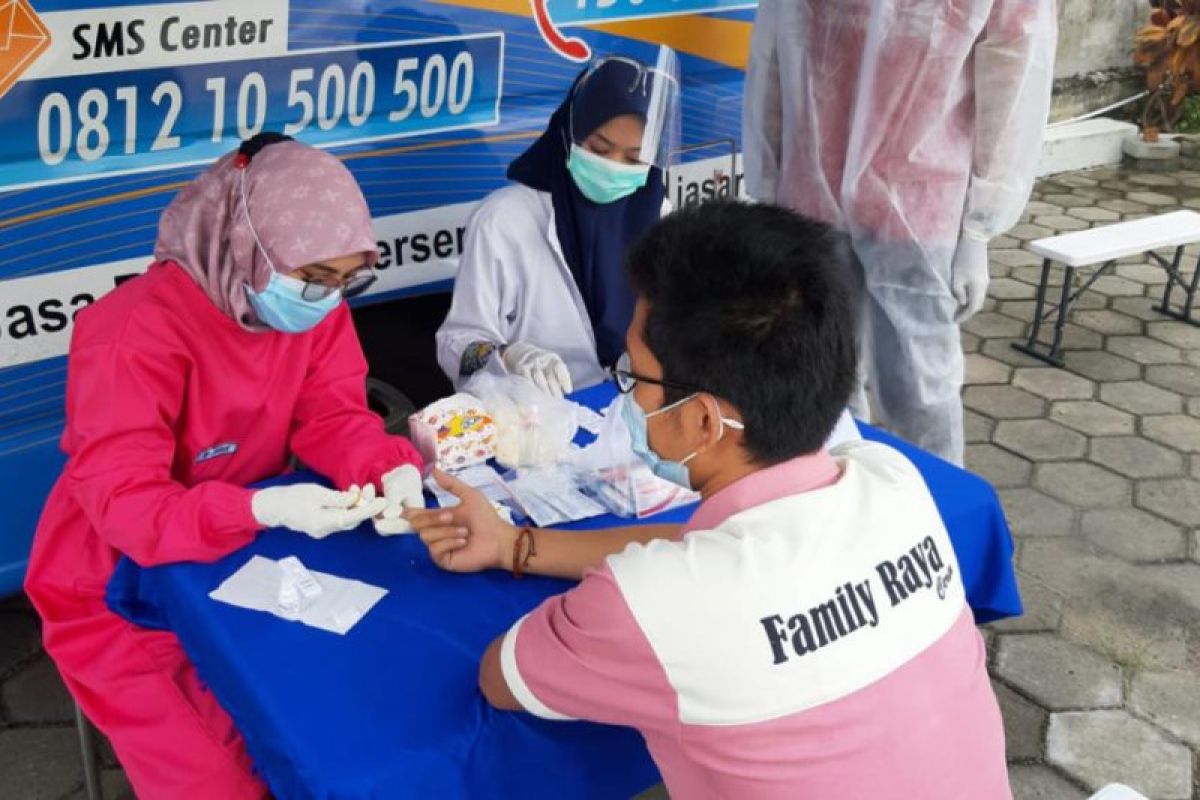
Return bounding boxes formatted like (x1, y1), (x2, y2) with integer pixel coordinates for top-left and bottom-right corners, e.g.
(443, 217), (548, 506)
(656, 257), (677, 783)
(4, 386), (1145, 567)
(25, 134), (423, 798)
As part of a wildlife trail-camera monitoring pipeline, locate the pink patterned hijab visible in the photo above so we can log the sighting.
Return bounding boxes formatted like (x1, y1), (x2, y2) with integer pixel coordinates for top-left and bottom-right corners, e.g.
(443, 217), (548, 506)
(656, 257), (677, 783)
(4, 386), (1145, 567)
(154, 139), (378, 330)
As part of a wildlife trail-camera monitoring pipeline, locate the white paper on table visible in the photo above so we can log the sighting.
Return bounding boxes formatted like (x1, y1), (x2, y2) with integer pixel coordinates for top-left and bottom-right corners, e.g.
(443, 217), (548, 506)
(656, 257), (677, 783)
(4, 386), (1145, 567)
(209, 556), (387, 635)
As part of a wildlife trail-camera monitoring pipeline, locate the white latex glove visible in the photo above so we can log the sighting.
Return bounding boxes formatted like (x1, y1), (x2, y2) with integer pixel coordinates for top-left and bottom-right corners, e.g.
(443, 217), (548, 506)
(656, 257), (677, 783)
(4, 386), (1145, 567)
(950, 235), (990, 323)
(501, 342), (573, 398)
(375, 464), (425, 536)
(251, 483), (386, 539)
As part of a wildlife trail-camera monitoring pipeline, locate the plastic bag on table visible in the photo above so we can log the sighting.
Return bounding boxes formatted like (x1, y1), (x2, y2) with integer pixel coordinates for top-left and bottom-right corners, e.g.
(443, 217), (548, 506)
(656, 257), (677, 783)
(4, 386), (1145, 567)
(570, 394), (699, 519)
(462, 373), (577, 469)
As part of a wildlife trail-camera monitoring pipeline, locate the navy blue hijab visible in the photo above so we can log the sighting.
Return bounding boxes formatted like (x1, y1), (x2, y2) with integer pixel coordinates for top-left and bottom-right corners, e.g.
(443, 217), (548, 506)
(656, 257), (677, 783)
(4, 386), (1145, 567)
(507, 64), (665, 369)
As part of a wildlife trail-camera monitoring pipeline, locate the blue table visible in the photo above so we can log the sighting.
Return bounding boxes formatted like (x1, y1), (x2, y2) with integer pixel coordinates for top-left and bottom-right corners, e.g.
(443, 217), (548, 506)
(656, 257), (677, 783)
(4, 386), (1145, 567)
(108, 384), (1019, 799)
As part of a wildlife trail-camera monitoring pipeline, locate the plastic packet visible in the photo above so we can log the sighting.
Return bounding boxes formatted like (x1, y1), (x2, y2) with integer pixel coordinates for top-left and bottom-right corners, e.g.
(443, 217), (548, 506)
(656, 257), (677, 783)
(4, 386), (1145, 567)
(504, 468), (608, 527)
(424, 464), (526, 525)
(462, 373), (577, 469)
(570, 395), (699, 518)
(424, 464), (512, 506)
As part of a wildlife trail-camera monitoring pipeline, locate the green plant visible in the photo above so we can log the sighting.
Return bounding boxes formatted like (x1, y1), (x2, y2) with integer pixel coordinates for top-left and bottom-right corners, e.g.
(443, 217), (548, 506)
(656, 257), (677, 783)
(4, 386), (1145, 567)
(1134, 0), (1200, 134)
(1178, 93), (1200, 131)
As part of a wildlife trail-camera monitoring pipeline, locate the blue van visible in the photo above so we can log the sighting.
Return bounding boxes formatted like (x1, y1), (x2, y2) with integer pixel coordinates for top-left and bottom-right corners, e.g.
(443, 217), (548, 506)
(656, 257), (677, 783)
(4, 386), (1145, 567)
(0, 0), (753, 595)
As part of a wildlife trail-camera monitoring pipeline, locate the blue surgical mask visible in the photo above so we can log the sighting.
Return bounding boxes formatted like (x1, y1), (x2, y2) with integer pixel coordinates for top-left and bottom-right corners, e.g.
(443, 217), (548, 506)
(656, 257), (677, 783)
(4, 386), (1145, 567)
(619, 392), (744, 490)
(620, 393), (695, 489)
(567, 144), (651, 204)
(245, 273), (340, 333)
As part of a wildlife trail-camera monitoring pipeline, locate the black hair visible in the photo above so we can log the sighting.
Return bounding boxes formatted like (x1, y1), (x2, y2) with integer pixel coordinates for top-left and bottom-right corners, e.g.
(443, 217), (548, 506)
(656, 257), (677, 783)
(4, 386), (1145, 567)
(237, 132), (293, 163)
(626, 200), (858, 463)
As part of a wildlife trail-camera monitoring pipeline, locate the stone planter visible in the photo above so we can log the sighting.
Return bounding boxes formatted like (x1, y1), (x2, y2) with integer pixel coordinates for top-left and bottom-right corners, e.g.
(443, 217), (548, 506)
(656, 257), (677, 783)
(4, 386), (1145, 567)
(1122, 131), (1182, 172)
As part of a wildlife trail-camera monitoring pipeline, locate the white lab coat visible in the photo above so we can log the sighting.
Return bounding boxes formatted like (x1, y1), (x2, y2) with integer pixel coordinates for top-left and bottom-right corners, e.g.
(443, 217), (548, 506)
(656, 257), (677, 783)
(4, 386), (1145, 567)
(437, 185), (608, 391)
(440, 183), (671, 392)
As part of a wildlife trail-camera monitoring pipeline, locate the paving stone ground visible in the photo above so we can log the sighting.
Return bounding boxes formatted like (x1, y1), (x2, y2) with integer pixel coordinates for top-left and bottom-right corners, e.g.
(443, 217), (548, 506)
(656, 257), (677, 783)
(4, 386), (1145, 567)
(0, 594), (135, 800)
(3, 164), (1200, 798)
(977, 165), (1200, 800)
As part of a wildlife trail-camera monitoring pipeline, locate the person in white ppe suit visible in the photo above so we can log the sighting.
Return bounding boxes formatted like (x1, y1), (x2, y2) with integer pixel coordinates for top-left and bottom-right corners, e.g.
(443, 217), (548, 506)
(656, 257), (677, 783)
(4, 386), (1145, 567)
(437, 48), (680, 398)
(744, 0), (1056, 464)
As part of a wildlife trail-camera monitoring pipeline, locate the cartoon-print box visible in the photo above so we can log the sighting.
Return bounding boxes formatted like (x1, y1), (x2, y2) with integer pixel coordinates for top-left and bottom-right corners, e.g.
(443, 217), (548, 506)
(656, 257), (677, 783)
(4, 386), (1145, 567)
(408, 393), (498, 470)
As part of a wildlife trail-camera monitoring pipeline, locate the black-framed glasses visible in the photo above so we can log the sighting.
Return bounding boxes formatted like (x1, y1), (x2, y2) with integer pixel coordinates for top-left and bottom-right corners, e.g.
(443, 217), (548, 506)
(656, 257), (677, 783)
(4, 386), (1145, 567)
(299, 269), (377, 301)
(609, 352), (698, 395)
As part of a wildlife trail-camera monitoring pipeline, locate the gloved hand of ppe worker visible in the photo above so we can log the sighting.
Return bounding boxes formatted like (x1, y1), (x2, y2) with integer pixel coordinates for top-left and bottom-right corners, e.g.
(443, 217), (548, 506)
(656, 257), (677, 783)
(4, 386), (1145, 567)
(951, 235), (990, 323)
(501, 342), (573, 399)
(251, 483), (386, 539)
(374, 464), (425, 536)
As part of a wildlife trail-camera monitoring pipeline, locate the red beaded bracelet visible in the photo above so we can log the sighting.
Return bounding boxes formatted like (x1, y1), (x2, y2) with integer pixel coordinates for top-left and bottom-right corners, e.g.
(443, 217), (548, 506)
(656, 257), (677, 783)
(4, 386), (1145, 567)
(512, 527), (537, 579)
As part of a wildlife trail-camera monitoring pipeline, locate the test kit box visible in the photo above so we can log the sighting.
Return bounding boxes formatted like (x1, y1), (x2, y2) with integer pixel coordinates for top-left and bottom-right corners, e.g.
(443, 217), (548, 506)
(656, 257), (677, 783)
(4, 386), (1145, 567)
(408, 393), (497, 471)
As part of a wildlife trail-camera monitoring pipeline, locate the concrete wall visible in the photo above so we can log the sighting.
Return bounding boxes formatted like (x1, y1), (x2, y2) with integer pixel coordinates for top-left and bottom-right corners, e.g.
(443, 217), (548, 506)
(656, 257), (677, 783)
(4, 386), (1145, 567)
(1050, 0), (1144, 122)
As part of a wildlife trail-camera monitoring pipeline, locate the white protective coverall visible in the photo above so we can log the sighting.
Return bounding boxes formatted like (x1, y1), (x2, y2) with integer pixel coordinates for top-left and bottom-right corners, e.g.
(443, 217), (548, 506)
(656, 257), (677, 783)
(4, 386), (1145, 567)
(744, 0), (1056, 464)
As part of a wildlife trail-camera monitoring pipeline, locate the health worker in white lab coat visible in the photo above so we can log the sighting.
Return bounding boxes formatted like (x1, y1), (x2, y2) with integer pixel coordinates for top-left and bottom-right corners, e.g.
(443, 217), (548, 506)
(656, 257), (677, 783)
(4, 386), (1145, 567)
(437, 48), (680, 398)
(744, 0), (1056, 464)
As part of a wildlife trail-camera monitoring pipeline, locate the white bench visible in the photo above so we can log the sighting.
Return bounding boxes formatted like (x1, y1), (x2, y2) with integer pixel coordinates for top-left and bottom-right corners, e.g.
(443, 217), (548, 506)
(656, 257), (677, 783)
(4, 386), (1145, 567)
(1013, 210), (1200, 365)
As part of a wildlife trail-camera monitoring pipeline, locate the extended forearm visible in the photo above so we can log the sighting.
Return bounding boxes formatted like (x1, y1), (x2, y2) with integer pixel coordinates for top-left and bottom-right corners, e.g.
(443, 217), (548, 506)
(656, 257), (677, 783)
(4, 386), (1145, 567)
(503, 523), (680, 580)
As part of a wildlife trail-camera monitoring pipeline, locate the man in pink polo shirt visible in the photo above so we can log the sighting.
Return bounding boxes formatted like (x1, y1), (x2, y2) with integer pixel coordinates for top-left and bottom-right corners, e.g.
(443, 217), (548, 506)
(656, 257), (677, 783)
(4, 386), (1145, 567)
(408, 201), (1010, 798)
